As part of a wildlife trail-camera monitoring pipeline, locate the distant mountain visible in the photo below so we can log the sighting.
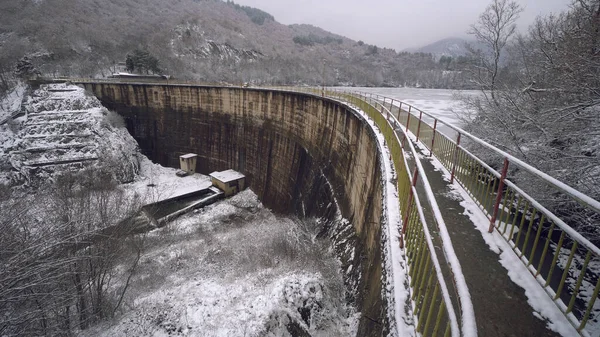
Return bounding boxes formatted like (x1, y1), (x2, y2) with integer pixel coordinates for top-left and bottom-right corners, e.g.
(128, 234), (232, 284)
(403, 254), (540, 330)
(408, 37), (483, 59)
(0, 0), (474, 88)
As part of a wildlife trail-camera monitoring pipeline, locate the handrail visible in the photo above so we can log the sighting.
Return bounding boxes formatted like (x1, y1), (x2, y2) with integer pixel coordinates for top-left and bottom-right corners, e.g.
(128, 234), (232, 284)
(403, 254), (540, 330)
(360, 91), (600, 213)
(340, 89), (600, 256)
(312, 88), (476, 336)
(370, 95), (476, 337)
(333, 88), (600, 336)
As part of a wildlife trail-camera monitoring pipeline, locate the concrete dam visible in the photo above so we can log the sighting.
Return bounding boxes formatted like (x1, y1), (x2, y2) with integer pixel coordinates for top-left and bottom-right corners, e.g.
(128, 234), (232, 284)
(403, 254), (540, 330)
(80, 82), (390, 336)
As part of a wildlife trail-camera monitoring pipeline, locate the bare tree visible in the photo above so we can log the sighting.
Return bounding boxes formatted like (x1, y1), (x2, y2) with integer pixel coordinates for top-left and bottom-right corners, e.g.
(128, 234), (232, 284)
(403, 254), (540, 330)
(468, 0), (523, 97)
(460, 0), (600, 237)
(0, 166), (145, 336)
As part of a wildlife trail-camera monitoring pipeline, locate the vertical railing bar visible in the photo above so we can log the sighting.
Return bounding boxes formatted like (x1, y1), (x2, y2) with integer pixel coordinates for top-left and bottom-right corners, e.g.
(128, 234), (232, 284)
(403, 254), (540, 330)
(546, 231), (566, 287)
(432, 300), (446, 337)
(458, 148), (467, 184)
(474, 163), (485, 206)
(414, 248), (428, 311)
(415, 252), (432, 303)
(554, 241), (578, 300)
(410, 206), (423, 263)
(406, 106), (411, 132)
(423, 283), (441, 336)
(416, 111), (423, 142)
(489, 158), (509, 232)
(430, 119), (437, 157)
(402, 167), (419, 233)
(536, 223), (555, 277)
(417, 270), (436, 330)
(567, 250), (591, 314)
(520, 208), (538, 259)
(406, 208), (420, 261)
(578, 277), (600, 331)
(444, 322), (451, 337)
(446, 137), (452, 168)
(411, 226), (428, 288)
(440, 135), (448, 169)
(450, 133), (461, 183)
(490, 179), (501, 227)
(471, 159), (480, 198)
(528, 214), (546, 266)
(501, 188), (516, 233)
(514, 203), (530, 249)
(397, 102), (403, 120)
(507, 196), (524, 238)
(483, 171), (494, 214)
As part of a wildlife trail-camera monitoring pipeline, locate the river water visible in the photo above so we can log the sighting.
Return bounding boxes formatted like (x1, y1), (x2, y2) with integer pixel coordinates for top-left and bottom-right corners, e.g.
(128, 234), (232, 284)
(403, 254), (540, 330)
(339, 87), (480, 139)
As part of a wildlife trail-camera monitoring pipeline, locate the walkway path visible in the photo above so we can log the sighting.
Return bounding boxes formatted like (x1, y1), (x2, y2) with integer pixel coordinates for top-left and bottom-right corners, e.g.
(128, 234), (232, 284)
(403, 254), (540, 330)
(413, 144), (562, 337)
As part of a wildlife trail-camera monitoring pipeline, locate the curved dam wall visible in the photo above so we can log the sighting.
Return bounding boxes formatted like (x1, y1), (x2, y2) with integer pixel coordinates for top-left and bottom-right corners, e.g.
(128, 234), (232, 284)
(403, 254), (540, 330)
(80, 82), (388, 336)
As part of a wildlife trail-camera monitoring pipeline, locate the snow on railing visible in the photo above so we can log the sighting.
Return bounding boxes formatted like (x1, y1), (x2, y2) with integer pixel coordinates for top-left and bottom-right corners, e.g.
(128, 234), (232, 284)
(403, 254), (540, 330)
(332, 90), (477, 337)
(280, 87), (475, 336)
(337, 89), (600, 337)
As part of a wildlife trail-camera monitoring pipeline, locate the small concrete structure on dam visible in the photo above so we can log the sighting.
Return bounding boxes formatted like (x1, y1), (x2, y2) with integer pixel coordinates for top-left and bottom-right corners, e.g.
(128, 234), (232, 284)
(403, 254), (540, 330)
(79, 82), (389, 336)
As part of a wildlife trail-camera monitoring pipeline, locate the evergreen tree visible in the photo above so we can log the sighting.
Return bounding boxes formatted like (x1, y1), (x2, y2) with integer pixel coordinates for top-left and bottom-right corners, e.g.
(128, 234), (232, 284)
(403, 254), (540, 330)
(124, 49), (161, 74)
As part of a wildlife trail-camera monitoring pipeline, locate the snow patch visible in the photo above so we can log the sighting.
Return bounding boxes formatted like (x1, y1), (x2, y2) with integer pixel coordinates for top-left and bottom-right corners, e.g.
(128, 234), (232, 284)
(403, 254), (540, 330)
(418, 141), (579, 337)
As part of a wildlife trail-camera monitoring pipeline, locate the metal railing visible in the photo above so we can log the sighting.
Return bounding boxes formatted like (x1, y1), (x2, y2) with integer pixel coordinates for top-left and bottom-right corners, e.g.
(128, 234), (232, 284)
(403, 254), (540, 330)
(283, 87), (477, 336)
(332, 88), (600, 336)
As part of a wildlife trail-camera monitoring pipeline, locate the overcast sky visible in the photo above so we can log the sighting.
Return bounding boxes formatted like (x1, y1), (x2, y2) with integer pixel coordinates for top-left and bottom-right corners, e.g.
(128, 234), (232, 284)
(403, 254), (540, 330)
(231, 0), (572, 50)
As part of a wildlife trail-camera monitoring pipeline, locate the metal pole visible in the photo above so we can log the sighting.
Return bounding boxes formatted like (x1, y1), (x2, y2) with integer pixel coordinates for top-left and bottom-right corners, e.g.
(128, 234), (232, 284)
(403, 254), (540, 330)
(489, 158), (510, 233)
(450, 133), (461, 183)
(416, 111), (423, 142)
(397, 102), (402, 120)
(430, 119), (438, 157)
(406, 106), (411, 132)
(402, 167), (419, 234)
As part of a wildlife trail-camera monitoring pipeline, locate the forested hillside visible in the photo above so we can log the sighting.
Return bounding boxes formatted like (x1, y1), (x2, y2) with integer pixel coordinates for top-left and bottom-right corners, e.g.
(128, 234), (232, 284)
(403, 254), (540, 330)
(0, 0), (471, 91)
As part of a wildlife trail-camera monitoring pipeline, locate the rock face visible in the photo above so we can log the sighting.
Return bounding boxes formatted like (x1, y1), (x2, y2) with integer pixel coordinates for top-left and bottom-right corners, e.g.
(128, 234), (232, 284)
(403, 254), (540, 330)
(1, 84), (140, 185)
(81, 82), (388, 337)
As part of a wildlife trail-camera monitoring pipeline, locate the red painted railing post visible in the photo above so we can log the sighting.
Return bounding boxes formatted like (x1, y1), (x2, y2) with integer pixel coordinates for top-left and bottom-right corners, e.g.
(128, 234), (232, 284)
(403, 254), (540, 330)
(415, 111), (423, 142)
(402, 167), (419, 234)
(405, 106), (411, 132)
(430, 119), (438, 157)
(489, 158), (510, 233)
(450, 133), (461, 183)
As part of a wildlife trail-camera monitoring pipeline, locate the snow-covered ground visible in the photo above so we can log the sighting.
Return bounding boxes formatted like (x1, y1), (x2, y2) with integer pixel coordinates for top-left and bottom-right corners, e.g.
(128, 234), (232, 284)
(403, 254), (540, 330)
(82, 189), (358, 337)
(1, 83), (359, 337)
(0, 83), (139, 185)
(123, 157), (212, 204)
(0, 83), (26, 122)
